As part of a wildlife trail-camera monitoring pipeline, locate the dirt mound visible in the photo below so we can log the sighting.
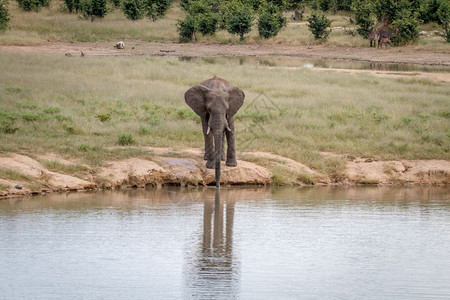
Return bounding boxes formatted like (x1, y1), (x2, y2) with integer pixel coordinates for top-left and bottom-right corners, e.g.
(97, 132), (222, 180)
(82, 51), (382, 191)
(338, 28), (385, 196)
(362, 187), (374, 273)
(0, 149), (449, 198)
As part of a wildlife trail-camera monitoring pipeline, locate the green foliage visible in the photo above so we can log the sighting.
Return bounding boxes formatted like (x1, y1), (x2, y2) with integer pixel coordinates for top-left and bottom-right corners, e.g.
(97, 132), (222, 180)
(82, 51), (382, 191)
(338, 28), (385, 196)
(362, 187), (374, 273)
(80, 0), (107, 20)
(221, 0), (254, 40)
(419, 0), (442, 23)
(351, 0), (374, 38)
(118, 133), (135, 145)
(16, 0), (50, 11)
(436, 1), (449, 42)
(392, 10), (419, 44)
(64, 0), (82, 12)
(257, 0), (286, 39)
(145, 0), (171, 21)
(308, 12), (332, 40)
(177, 0), (218, 41)
(122, 0), (144, 20)
(0, 0), (9, 31)
(177, 13), (197, 41)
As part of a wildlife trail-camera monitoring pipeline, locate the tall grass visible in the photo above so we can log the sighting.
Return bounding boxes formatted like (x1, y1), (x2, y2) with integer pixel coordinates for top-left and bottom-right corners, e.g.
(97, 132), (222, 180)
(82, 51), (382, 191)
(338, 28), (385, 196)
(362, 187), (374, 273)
(0, 52), (448, 176)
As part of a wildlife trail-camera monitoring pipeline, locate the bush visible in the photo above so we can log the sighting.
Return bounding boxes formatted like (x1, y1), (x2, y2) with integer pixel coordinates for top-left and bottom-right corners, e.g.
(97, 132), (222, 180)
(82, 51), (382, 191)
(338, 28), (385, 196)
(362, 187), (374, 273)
(392, 10), (419, 45)
(308, 12), (332, 40)
(351, 0), (374, 39)
(177, 13), (197, 42)
(419, 0), (442, 23)
(80, 0), (107, 21)
(16, 0), (50, 11)
(177, 0), (218, 42)
(118, 133), (135, 145)
(145, 0), (170, 21)
(0, 0), (9, 31)
(221, 0), (254, 40)
(257, 0), (285, 39)
(122, 0), (144, 20)
(436, 1), (449, 42)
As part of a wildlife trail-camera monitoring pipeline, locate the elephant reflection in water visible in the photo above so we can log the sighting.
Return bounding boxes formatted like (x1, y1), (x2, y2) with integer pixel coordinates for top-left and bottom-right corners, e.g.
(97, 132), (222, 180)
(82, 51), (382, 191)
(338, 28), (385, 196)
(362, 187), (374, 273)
(185, 190), (239, 299)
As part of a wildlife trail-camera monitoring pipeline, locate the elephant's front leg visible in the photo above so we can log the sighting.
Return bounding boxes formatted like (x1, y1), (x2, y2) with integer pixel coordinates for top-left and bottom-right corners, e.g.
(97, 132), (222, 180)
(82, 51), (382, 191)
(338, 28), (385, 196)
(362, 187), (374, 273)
(225, 118), (237, 167)
(202, 117), (214, 165)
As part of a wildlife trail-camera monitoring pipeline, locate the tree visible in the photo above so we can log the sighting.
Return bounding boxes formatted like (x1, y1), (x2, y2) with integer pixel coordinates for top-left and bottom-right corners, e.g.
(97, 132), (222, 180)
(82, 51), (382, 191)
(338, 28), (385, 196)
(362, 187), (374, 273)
(145, 0), (170, 21)
(177, 0), (218, 42)
(81, 0), (107, 21)
(222, 0), (254, 40)
(122, 0), (144, 20)
(16, 0), (50, 11)
(0, 0), (9, 31)
(351, 0), (374, 39)
(257, 0), (286, 39)
(308, 12), (332, 39)
(392, 9), (419, 45)
(436, 0), (449, 42)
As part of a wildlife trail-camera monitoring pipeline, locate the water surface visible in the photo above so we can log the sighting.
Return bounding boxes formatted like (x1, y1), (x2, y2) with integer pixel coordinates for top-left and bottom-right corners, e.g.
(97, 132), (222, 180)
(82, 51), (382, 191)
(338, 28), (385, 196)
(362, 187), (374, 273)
(1, 186), (449, 299)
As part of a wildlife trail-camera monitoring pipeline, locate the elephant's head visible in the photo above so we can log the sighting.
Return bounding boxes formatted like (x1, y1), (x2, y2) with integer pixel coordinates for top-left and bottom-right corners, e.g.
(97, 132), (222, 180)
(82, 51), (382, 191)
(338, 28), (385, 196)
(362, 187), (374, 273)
(185, 83), (244, 135)
(185, 78), (245, 188)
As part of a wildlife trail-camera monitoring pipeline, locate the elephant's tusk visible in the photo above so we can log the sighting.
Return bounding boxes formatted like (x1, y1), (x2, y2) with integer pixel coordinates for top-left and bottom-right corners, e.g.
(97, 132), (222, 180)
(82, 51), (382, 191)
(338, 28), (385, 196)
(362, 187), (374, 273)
(226, 126), (232, 132)
(207, 127), (211, 135)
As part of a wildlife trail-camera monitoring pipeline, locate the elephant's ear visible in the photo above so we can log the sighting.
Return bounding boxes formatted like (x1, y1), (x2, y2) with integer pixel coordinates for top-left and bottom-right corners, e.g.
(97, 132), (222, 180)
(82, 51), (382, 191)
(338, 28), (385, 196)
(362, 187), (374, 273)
(228, 86), (245, 117)
(185, 85), (210, 118)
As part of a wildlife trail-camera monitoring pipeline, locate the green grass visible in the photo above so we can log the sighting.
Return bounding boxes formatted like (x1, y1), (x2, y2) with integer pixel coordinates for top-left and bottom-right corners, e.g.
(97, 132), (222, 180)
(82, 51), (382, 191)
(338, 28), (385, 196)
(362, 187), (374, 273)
(40, 160), (90, 177)
(0, 168), (33, 181)
(0, 52), (449, 178)
(1, 0), (449, 50)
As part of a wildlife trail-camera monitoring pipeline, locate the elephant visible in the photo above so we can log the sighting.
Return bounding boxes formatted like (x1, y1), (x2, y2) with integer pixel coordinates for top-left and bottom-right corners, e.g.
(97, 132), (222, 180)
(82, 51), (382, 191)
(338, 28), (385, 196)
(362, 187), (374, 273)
(185, 76), (245, 188)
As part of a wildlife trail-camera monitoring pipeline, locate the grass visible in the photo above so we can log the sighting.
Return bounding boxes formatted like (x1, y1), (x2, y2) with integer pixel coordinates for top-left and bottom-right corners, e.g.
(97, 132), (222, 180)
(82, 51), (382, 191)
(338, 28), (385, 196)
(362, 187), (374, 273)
(0, 53), (449, 180)
(40, 160), (90, 178)
(0, 168), (33, 181)
(1, 0), (449, 51)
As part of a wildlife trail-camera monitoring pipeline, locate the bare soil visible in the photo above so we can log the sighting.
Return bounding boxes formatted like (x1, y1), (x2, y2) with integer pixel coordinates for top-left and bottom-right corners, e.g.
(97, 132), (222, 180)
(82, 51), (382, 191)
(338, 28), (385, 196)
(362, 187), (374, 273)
(1, 148), (449, 198)
(1, 41), (449, 66)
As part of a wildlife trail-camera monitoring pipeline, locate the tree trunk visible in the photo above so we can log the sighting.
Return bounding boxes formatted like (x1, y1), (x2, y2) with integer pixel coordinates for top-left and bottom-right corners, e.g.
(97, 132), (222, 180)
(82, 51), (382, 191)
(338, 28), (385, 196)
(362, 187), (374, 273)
(214, 133), (222, 188)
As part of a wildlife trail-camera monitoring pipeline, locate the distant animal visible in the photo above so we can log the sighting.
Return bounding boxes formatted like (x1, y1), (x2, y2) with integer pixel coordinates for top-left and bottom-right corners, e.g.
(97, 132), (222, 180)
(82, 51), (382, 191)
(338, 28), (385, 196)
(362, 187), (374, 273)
(114, 41), (125, 49)
(369, 29), (379, 47)
(80, 51), (85, 57)
(378, 29), (397, 49)
(378, 36), (392, 49)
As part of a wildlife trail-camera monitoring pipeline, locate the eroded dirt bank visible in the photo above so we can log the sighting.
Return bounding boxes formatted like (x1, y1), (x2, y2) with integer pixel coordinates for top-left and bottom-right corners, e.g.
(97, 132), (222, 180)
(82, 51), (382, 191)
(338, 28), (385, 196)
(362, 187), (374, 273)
(1, 148), (449, 198)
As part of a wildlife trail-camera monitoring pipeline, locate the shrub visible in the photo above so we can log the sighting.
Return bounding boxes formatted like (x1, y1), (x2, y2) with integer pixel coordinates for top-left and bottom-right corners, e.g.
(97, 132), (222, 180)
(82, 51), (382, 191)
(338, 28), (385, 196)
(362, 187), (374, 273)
(436, 1), (449, 42)
(257, 0), (285, 39)
(222, 0), (254, 41)
(308, 12), (332, 40)
(16, 0), (50, 11)
(351, 0), (374, 39)
(177, 13), (197, 42)
(122, 0), (144, 20)
(392, 10), (419, 45)
(80, 0), (107, 21)
(0, 0), (9, 31)
(145, 0), (170, 21)
(177, 0), (218, 42)
(118, 133), (135, 145)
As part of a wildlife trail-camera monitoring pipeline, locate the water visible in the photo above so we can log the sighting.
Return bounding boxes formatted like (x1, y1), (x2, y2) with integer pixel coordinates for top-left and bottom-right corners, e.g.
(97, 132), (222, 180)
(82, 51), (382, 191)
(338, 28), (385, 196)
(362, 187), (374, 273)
(179, 56), (450, 73)
(1, 186), (449, 299)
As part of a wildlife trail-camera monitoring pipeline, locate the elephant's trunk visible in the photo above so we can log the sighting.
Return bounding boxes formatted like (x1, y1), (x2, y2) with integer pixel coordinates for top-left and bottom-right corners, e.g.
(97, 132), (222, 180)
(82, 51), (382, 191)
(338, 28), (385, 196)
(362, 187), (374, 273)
(214, 132), (223, 189)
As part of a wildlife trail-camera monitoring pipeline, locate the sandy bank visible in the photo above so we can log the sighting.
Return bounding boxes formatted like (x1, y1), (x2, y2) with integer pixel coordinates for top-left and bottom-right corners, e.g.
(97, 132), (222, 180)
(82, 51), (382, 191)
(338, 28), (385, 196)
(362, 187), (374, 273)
(0, 148), (449, 198)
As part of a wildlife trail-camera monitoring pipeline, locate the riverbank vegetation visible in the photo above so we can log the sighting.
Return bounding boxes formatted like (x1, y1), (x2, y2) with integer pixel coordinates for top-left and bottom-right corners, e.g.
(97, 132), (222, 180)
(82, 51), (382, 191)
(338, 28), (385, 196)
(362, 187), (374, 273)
(0, 0), (449, 48)
(1, 53), (448, 177)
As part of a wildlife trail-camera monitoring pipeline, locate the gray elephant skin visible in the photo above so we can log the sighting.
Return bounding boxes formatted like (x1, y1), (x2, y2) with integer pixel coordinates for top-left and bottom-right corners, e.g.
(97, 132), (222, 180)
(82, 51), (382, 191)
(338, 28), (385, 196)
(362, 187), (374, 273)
(185, 76), (245, 188)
